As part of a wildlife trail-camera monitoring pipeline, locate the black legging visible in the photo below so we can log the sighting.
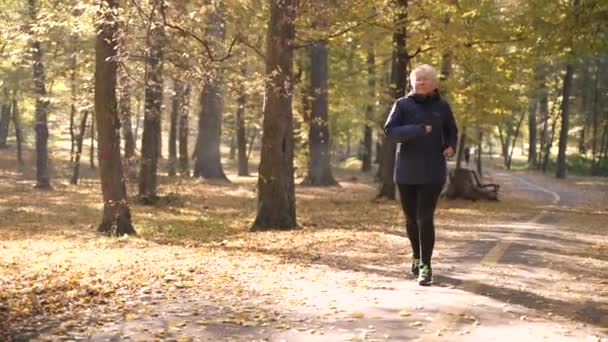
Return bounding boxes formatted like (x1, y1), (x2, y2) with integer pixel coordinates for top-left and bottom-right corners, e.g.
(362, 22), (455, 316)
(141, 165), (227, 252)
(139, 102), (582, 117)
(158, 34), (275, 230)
(397, 183), (443, 265)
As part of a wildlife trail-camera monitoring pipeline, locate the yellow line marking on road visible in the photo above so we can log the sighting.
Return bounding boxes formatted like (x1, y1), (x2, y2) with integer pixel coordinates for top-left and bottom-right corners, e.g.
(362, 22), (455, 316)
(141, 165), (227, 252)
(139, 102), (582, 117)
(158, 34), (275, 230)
(421, 174), (560, 341)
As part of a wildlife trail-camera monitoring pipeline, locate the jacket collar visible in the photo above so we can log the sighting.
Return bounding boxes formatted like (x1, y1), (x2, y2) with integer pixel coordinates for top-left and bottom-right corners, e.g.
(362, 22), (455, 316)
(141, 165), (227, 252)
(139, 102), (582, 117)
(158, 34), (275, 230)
(407, 90), (440, 104)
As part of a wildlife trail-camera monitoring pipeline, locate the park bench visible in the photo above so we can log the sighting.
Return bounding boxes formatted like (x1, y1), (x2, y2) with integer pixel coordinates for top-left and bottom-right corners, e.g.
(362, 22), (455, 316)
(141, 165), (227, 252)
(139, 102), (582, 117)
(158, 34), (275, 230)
(444, 168), (500, 201)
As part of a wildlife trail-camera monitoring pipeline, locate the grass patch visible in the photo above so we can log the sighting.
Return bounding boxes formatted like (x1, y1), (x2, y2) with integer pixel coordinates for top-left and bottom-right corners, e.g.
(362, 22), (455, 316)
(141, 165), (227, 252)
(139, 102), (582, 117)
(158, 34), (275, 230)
(488, 153), (608, 177)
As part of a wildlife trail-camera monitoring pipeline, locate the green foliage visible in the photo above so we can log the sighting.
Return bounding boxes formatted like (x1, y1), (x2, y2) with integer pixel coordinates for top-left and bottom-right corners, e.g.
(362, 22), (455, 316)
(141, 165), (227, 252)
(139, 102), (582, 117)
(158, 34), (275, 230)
(1, 0), (606, 177)
(544, 153), (608, 177)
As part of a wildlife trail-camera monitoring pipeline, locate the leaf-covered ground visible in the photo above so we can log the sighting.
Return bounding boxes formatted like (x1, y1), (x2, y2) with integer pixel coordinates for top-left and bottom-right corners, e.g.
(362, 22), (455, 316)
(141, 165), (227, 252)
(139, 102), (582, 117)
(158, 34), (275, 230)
(1, 147), (608, 341)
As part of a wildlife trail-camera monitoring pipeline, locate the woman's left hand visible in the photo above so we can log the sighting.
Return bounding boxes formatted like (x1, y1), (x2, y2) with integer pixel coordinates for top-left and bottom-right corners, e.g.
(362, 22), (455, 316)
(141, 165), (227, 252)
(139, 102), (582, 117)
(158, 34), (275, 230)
(443, 147), (454, 158)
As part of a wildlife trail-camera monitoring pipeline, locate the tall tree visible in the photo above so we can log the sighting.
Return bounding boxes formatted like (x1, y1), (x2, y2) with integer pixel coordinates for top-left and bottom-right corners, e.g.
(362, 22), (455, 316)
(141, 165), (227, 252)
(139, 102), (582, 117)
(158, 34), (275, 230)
(177, 82), (191, 176)
(138, 0), (166, 202)
(28, 0), (51, 189)
(235, 64), (249, 176)
(577, 61), (592, 154)
(251, 0), (297, 230)
(168, 79), (181, 177)
(11, 95), (24, 168)
(303, 13), (337, 186)
(378, 0), (408, 200)
(476, 129), (483, 177)
(94, 0), (135, 235)
(68, 34), (78, 162)
(527, 97), (538, 166)
(70, 110), (89, 185)
(540, 80), (561, 173)
(590, 57), (602, 175)
(527, 66), (542, 167)
(498, 110), (526, 170)
(193, 1), (228, 181)
(537, 72), (550, 170)
(361, 44), (375, 173)
(90, 115), (96, 169)
(555, 63), (574, 178)
(0, 86), (11, 148)
(555, 0), (581, 179)
(119, 75), (136, 179)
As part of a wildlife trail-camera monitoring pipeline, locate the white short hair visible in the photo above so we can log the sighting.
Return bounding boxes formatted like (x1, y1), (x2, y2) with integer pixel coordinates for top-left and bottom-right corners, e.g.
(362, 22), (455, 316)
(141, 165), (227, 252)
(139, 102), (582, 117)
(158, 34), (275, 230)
(410, 64), (438, 84)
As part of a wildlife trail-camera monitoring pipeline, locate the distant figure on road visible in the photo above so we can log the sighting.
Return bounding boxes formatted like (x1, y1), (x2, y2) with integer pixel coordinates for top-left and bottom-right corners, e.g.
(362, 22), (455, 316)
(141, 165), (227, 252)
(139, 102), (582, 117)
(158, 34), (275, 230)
(383, 64), (458, 286)
(464, 145), (471, 166)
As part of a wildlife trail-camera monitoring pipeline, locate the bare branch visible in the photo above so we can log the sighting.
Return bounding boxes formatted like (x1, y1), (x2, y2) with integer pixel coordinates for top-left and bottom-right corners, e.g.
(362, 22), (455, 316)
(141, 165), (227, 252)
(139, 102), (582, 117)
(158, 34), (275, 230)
(293, 2), (390, 49)
(466, 36), (527, 47)
(161, 14), (238, 62)
(235, 33), (266, 59)
(129, 0), (152, 28)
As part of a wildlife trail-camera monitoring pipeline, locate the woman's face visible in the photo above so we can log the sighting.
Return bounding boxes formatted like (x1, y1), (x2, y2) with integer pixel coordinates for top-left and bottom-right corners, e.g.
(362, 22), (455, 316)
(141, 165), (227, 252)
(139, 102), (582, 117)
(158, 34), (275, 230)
(412, 72), (437, 95)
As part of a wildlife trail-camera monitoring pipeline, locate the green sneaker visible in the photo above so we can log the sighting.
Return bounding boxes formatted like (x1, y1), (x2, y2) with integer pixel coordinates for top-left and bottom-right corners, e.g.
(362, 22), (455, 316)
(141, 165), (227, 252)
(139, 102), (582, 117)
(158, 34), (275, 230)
(418, 264), (433, 286)
(411, 259), (420, 277)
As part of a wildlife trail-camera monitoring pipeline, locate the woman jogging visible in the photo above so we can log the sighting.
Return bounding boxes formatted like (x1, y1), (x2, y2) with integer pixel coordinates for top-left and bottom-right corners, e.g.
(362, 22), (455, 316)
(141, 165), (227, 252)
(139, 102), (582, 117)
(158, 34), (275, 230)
(383, 64), (458, 286)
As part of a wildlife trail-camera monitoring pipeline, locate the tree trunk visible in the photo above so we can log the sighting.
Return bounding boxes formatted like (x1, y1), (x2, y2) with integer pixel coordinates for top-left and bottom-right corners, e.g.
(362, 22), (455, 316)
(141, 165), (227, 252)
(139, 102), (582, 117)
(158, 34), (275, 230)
(556, 64), (574, 178)
(439, 51), (453, 82)
(296, 50), (310, 162)
(168, 79), (183, 177)
(29, 0), (51, 189)
(590, 58), (600, 175)
(542, 112), (559, 173)
(11, 97), (24, 168)
(497, 125), (510, 167)
(236, 77), (248, 176)
(520, 131), (526, 156)
(302, 39), (337, 186)
(193, 4), (228, 181)
(158, 116), (162, 160)
(345, 130), (351, 159)
(527, 97), (538, 166)
(362, 127), (373, 172)
(476, 129), (483, 177)
(0, 90), (10, 148)
(378, 0), (408, 200)
(599, 122), (608, 164)
(138, 0), (165, 202)
(134, 93), (142, 147)
(178, 83), (191, 176)
(537, 76), (549, 169)
(69, 35), (78, 162)
(94, 0), (135, 235)
(229, 136), (236, 160)
(251, 0), (297, 230)
(70, 110), (89, 185)
(506, 111), (526, 170)
(361, 44), (375, 173)
(194, 76), (228, 179)
(578, 61), (592, 155)
(193, 76), (228, 180)
(247, 127), (258, 162)
(375, 69), (391, 178)
(579, 127), (587, 154)
(90, 115), (96, 169)
(119, 77), (136, 179)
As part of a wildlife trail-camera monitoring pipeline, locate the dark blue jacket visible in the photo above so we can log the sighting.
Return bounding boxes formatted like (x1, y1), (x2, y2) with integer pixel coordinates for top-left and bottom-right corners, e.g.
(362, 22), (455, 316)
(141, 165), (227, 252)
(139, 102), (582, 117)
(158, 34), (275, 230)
(383, 92), (458, 185)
